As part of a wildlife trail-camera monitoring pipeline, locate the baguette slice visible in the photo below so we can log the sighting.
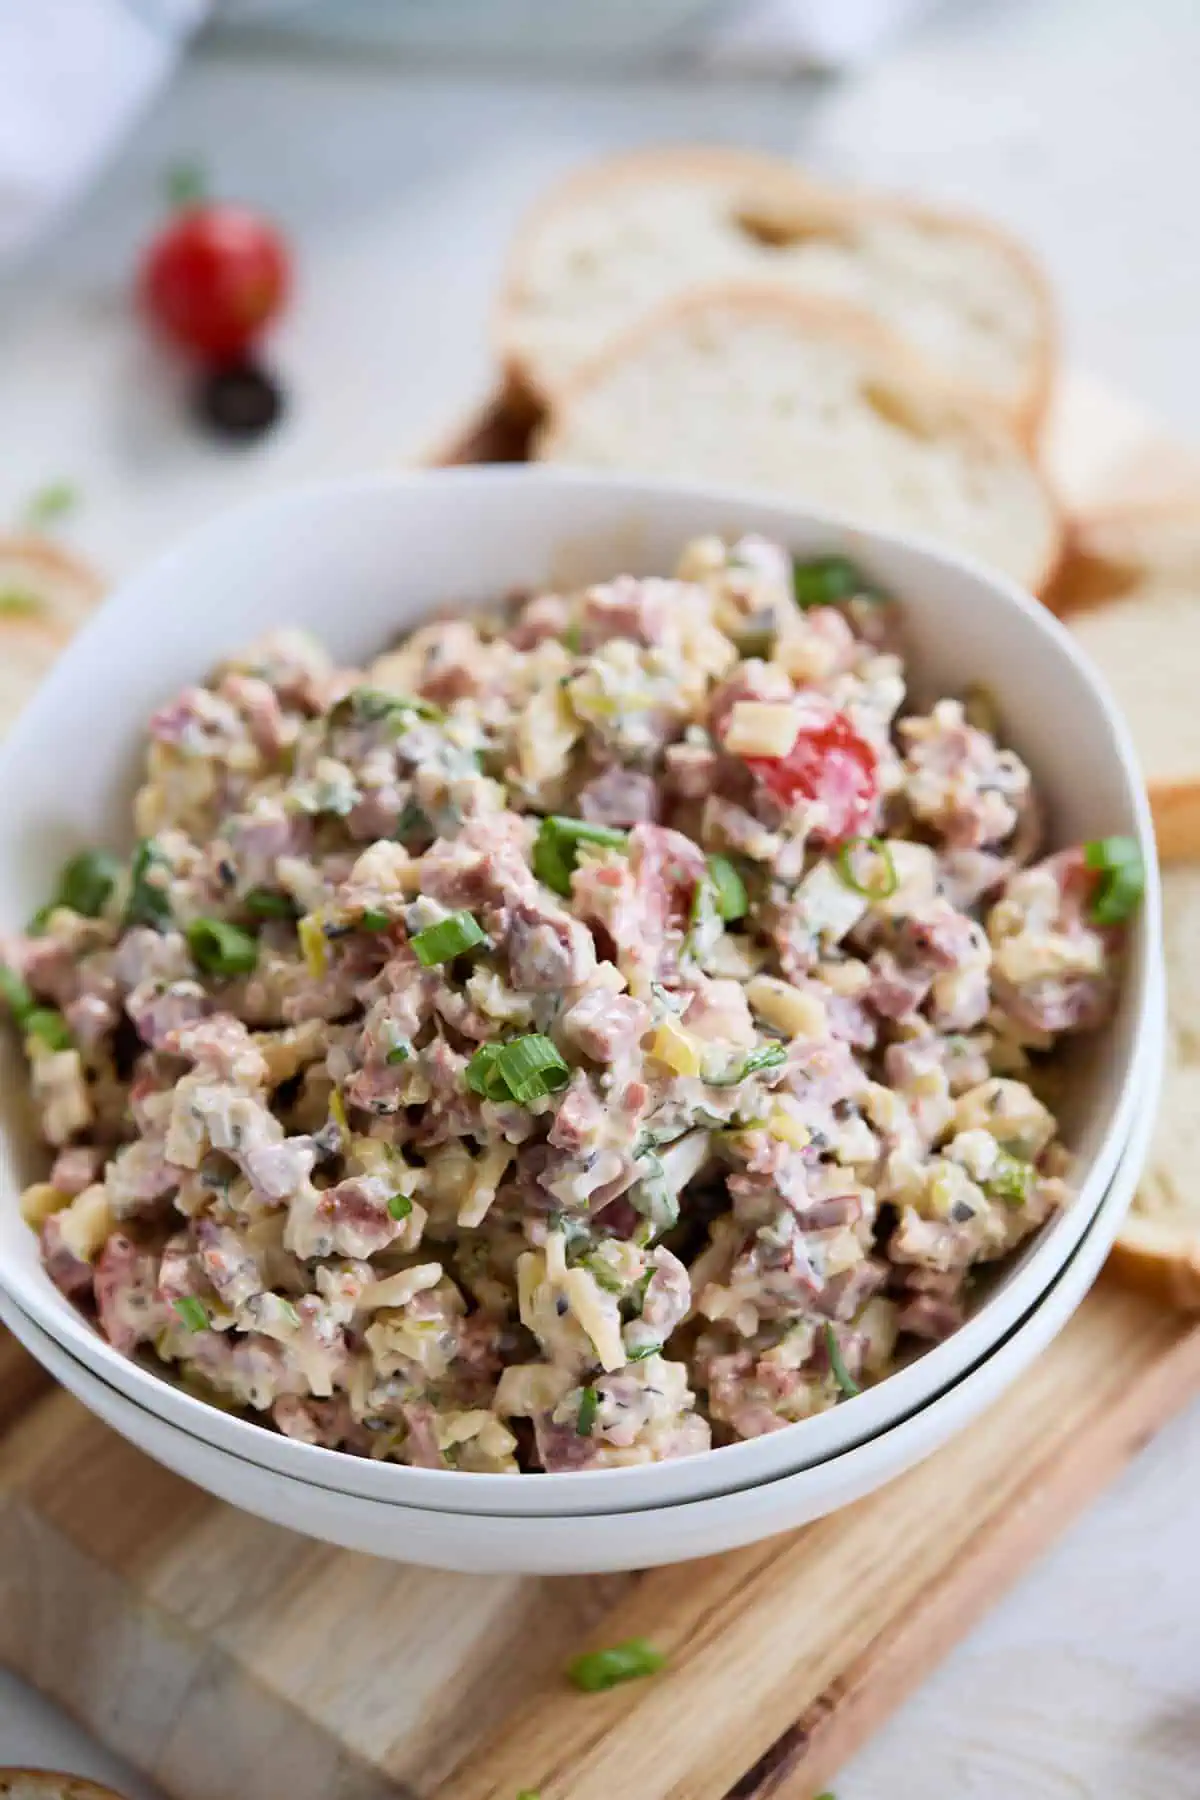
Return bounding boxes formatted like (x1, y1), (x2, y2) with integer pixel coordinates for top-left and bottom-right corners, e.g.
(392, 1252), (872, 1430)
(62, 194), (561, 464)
(1110, 866), (1200, 1307)
(500, 146), (1055, 438)
(1057, 501), (1200, 861)
(0, 1775), (127, 1800)
(535, 289), (1061, 594)
(0, 537), (104, 732)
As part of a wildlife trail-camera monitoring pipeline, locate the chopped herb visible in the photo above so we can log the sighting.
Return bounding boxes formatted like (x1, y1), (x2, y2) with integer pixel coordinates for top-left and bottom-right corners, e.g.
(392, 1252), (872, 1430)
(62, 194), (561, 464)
(704, 1043), (788, 1087)
(706, 853), (748, 922)
(393, 798), (431, 847)
(0, 966), (35, 1023)
(576, 1385), (599, 1437)
(466, 1033), (571, 1106)
(185, 917), (258, 978)
(24, 1007), (72, 1051)
(792, 553), (874, 610)
(55, 849), (120, 918)
(166, 159), (207, 208)
(23, 481), (79, 528)
(26, 904), (55, 935)
(584, 1257), (625, 1295)
(359, 907), (391, 932)
(567, 1637), (666, 1693)
(331, 686), (443, 728)
(624, 1342), (661, 1363)
(386, 1036), (412, 1066)
(125, 839), (172, 929)
(533, 816), (628, 896)
(825, 1322), (861, 1399)
(1084, 835), (1145, 926)
(836, 836), (898, 901)
(411, 910), (487, 966)
(987, 1150), (1033, 1206)
(0, 589), (43, 617)
(387, 1193), (414, 1221)
(173, 1295), (209, 1333)
(244, 887), (298, 920)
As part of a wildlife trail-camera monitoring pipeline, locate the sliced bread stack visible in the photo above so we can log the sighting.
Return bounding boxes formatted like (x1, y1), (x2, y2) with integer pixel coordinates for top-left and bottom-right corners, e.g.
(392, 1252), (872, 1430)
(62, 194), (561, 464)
(1055, 497), (1200, 1301)
(500, 148), (1061, 592)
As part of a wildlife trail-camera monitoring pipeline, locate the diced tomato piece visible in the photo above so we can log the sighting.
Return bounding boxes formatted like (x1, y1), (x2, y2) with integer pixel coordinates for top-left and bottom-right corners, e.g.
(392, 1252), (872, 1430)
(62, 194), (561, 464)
(745, 711), (878, 843)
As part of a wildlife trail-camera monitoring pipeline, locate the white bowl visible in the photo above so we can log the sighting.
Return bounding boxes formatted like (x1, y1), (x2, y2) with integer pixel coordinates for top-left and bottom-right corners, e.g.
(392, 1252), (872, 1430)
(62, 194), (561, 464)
(0, 970), (1163, 1573)
(0, 468), (1161, 1518)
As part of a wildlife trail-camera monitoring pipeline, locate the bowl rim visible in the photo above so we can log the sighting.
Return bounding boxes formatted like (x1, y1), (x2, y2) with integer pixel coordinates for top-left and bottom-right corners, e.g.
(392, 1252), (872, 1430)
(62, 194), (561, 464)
(0, 464), (1163, 1516)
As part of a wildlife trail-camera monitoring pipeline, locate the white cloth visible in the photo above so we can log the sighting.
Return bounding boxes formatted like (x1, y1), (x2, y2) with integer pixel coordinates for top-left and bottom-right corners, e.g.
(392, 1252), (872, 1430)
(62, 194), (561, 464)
(0, 0), (209, 261)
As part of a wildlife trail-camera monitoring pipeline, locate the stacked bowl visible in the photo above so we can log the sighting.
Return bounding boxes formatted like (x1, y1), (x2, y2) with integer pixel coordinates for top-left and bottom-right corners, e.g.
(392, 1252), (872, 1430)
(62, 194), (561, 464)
(0, 470), (1163, 1574)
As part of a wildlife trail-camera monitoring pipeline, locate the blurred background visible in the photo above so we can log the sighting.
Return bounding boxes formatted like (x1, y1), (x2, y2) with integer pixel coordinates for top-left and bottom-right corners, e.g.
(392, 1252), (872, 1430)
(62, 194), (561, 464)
(0, 0), (1196, 578)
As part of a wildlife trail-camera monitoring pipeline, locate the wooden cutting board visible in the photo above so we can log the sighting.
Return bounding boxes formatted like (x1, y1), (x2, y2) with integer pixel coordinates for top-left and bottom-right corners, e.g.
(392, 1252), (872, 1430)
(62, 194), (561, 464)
(0, 372), (1195, 1800)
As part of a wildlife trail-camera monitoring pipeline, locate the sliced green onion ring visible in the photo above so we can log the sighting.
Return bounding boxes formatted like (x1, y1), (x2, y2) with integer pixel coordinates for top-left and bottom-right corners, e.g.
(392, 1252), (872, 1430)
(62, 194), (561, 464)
(532, 816), (628, 896)
(410, 911), (487, 966)
(185, 917), (259, 977)
(836, 836), (898, 901)
(575, 1385), (599, 1438)
(706, 853), (748, 922)
(387, 1193), (413, 1221)
(792, 553), (873, 611)
(56, 849), (120, 918)
(243, 887), (299, 920)
(173, 1296), (209, 1333)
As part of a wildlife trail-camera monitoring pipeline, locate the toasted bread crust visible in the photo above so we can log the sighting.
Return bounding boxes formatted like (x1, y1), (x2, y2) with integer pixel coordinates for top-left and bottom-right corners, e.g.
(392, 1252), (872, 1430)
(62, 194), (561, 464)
(0, 1773), (128, 1800)
(497, 144), (1056, 440)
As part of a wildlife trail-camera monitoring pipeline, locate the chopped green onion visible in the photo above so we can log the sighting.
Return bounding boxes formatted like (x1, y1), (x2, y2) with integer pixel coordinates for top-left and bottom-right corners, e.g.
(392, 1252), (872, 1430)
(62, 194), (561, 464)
(56, 849), (120, 918)
(23, 481), (79, 528)
(387, 1193), (413, 1221)
(624, 1342), (661, 1363)
(516, 1791), (541, 1800)
(0, 965), (35, 1023)
(533, 816), (628, 896)
(393, 799), (431, 847)
(792, 553), (873, 610)
(331, 686), (443, 728)
(836, 836), (898, 901)
(706, 853), (748, 922)
(26, 904), (54, 935)
(24, 1008), (72, 1051)
(166, 160), (207, 208)
(465, 1042), (507, 1101)
(0, 590), (43, 617)
(567, 1637), (666, 1693)
(704, 1043), (788, 1087)
(987, 1150), (1033, 1206)
(1084, 835), (1145, 926)
(410, 910), (487, 966)
(386, 1036), (412, 1066)
(584, 1257), (626, 1295)
(173, 1295), (209, 1333)
(185, 917), (259, 978)
(825, 1322), (861, 1399)
(125, 839), (172, 929)
(244, 887), (298, 920)
(359, 907), (392, 932)
(576, 1385), (599, 1437)
(496, 1034), (571, 1105)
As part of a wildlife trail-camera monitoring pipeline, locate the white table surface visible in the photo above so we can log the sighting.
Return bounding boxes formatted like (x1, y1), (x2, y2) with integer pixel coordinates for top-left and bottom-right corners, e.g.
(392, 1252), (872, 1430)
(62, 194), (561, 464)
(2, 2), (1199, 1794)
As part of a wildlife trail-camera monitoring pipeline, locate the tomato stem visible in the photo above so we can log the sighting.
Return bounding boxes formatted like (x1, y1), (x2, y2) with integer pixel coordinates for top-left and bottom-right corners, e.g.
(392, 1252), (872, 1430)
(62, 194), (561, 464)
(166, 160), (208, 210)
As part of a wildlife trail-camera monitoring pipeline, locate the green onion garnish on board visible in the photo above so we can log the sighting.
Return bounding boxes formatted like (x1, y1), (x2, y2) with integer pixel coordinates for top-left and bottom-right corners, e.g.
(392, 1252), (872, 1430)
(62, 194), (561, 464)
(1083, 835), (1145, 926)
(532, 816), (628, 896)
(185, 917), (259, 978)
(410, 910), (487, 966)
(567, 1637), (666, 1693)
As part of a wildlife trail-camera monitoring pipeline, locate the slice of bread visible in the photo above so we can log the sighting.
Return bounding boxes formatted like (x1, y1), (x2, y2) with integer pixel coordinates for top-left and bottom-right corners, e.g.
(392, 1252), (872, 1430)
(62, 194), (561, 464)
(1057, 500), (1200, 861)
(0, 536), (104, 732)
(0, 1775), (127, 1800)
(499, 146), (1055, 439)
(1110, 865), (1200, 1307)
(535, 289), (1062, 594)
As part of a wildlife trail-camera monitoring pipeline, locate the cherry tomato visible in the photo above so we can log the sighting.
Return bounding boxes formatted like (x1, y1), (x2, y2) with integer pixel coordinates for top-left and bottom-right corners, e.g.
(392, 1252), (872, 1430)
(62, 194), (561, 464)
(140, 205), (290, 361)
(745, 711), (879, 843)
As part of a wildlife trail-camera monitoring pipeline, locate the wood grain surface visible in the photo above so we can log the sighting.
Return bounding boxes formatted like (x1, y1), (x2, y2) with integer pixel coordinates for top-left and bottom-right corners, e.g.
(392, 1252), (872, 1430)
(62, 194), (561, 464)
(0, 370), (1189, 1800)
